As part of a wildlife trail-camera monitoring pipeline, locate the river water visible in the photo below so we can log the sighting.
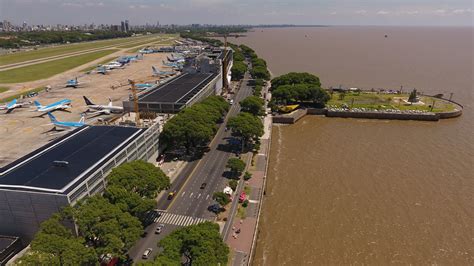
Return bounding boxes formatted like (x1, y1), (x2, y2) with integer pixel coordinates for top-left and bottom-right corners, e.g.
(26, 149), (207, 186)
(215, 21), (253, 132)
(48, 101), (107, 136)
(228, 26), (473, 265)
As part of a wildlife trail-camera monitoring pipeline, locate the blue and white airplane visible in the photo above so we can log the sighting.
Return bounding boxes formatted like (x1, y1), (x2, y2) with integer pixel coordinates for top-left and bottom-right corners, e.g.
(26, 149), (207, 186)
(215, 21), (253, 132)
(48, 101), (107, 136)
(162, 60), (183, 69)
(152, 66), (176, 77)
(0, 99), (30, 114)
(33, 99), (71, 113)
(47, 112), (85, 130)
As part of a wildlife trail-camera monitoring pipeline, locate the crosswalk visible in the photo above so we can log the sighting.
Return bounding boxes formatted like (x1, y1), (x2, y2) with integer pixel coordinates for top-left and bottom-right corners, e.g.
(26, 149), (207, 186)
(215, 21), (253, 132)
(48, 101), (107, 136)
(154, 212), (208, 227)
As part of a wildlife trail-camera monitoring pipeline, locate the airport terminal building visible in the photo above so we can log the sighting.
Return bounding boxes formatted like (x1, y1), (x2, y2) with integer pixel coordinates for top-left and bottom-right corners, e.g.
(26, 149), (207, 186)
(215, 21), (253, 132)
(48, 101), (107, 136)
(0, 123), (160, 242)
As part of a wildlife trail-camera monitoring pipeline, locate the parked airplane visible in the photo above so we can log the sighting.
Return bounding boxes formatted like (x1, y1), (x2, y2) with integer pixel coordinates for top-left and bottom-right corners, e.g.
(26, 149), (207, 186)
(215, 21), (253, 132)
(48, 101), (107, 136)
(152, 66), (176, 77)
(97, 66), (108, 75)
(33, 99), (72, 113)
(83, 96), (123, 115)
(0, 99), (30, 114)
(135, 83), (155, 90)
(166, 56), (185, 63)
(102, 61), (124, 70)
(47, 112), (85, 130)
(65, 78), (79, 88)
(162, 60), (183, 69)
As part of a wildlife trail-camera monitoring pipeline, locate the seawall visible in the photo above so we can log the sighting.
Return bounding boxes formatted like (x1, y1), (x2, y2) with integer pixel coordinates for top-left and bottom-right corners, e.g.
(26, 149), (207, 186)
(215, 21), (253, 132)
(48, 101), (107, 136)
(273, 105), (463, 124)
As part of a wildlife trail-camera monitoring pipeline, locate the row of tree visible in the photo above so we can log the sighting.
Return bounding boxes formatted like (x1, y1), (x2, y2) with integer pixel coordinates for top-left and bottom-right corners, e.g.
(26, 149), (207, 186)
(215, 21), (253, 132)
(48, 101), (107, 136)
(19, 160), (170, 264)
(160, 96), (230, 154)
(0, 30), (132, 49)
(230, 45), (248, 81)
(270, 72), (330, 107)
(239, 44), (271, 80)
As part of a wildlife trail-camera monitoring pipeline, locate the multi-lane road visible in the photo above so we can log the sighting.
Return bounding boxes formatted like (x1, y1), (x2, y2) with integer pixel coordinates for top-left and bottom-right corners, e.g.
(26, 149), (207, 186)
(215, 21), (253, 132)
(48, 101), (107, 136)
(128, 70), (254, 262)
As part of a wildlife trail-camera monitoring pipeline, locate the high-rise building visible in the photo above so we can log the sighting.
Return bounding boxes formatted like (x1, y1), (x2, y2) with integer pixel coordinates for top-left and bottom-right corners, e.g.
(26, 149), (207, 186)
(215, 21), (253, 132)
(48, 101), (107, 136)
(120, 21), (125, 32)
(125, 20), (129, 32)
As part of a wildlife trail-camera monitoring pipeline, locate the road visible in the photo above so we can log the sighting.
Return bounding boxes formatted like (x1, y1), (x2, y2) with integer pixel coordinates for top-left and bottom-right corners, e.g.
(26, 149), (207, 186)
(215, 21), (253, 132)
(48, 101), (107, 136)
(129, 70), (254, 263)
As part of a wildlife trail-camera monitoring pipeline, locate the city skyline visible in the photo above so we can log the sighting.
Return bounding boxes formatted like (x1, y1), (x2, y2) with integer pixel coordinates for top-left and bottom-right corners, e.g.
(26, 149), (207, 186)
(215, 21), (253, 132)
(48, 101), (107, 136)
(1, 0), (473, 27)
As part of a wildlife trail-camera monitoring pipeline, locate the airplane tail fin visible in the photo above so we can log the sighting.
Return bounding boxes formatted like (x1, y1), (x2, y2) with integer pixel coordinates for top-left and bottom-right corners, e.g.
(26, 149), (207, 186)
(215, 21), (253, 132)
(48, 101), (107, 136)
(108, 98), (113, 107)
(47, 112), (57, 123)
(83, 96), (94, 106)
(79, 113), (86, 124)
(152, 66), (157, 73)
(34, 100), (42, 108)
(7, 99), (17, 108)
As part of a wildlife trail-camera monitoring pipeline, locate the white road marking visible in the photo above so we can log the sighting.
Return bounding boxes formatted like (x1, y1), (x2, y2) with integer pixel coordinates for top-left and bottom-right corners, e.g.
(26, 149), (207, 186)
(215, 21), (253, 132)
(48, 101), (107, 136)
(189, 192), (194, 198)
(206, 194), (210, 200)
(181, 191), (186, 197)
(197, 193), (201, 198)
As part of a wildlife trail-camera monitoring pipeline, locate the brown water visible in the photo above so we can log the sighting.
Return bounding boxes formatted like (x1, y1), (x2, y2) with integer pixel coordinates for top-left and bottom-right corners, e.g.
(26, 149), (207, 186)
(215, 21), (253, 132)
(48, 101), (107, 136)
(229, 27), (474, 265)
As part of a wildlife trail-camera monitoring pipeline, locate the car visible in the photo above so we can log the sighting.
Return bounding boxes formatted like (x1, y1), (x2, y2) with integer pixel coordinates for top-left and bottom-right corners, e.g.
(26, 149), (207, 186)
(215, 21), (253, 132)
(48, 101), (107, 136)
(200, 183), (207, 189)
(229, 99), (234, 105)
(208, 204), (224, 214)
(155, 224), (165, 234)
(142, 248), (152, 259)
(167, 191), (176, 200)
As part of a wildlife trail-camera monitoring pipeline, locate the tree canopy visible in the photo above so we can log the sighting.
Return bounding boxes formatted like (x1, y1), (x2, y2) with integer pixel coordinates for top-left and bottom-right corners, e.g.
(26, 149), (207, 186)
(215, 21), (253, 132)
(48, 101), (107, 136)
(227, 112), (264, 147)
(213, 192), (231, 206)
(231, 61), (247, 81)
(240, 95), (265, 116)
(73, 195), (143, 258)
(155, 222), (229, 265)
(250, 66), (271, 81)
(272, 83), (330, 106)
(18, 214), (97, 265)
(271, 72), (322, 90)
(107, 160), (170, 199)
(160, 96), (229, 154)
(226, 157), (246, 176)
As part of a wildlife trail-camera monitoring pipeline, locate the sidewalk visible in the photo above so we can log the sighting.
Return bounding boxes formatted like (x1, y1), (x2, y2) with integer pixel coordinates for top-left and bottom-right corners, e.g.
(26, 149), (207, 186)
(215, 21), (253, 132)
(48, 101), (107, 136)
(226, 111), (272, 266)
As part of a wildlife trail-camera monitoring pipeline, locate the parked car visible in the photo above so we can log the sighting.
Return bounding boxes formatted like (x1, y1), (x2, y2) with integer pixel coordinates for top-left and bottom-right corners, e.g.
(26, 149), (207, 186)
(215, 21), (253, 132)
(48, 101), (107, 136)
(142, 248), (152, 259)
(167, 191), (176, 200)
(200, 183), (207, 189)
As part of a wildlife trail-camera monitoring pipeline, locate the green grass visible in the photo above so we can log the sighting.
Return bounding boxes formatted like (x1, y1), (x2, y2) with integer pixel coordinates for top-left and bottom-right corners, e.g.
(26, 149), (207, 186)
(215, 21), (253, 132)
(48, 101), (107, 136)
(0, 35), (156, 66)
(237, 205), (246, 219)
(117, 37), (163, 48)
(79, 56), (117, 72)
(0, 49), (118, 83)
(0, 87), (9, 93)
(327, 92), (456, 113)
(0, 87), (43, 103)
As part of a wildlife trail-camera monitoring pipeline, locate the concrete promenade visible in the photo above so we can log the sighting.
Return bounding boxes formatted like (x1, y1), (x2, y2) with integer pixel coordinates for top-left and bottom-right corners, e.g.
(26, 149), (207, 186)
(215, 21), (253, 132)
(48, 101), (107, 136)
(226, 86), (273, 266)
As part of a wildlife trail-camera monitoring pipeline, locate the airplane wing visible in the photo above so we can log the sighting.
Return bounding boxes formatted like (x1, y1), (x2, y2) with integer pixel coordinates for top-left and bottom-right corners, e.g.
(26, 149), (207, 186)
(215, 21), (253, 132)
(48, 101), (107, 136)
(6, 108), (14, 114)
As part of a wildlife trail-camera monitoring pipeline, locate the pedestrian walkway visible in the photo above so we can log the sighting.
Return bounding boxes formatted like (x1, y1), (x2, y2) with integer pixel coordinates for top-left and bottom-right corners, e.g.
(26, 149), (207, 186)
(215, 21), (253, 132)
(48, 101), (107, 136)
(154, 212), (208, 227)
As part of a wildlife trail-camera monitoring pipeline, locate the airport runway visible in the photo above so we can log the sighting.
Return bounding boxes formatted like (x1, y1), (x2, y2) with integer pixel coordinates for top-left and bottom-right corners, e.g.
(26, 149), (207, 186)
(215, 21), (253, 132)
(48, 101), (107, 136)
(129, 70), (254, 262)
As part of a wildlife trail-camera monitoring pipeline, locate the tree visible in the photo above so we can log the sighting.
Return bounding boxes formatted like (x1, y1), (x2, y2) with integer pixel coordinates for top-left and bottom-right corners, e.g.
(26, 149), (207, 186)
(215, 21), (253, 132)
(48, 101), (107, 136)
(107, 160), (170, 199)
(272, 84), (330, 106)
(227, 112), (264, 148)
(226, 157), (246, 176)
(160, 96), (229, 153)
(25, 214), (97, 265)
(229, 179), (238, 191)
(271, 72), (322, 90)
(244, 171), (253, 180)
(231, 61), (247, 81)
(155, 222), (229, 265)
(104, 185), (155, 221)
(240, 96), (264, 116)
(408, 89), (418, 103)
(213, 192), (231, 206)
(74, 195), (143, 258)
(250, 66), (271, 80)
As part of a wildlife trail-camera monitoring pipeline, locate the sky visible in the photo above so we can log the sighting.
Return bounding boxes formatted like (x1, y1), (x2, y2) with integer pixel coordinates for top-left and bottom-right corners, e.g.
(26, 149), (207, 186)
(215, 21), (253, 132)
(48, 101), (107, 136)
(1, 0), (473, 26)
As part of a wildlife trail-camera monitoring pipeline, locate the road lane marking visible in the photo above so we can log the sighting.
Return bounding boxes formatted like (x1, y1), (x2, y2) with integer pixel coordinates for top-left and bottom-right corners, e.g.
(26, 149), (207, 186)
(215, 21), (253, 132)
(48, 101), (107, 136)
(189, 192), (194, 198)
(197, 193), (201, 198)
(206, 194), (210, 200)
(181, 191), (186, 197)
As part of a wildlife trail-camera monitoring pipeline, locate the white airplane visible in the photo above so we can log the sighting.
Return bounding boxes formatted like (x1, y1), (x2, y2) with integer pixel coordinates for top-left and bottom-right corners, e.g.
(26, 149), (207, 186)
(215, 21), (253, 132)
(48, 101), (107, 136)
(0, 99), (31, 114)
(47, 112), (85, 130)
(83, 96), (123, 115)
(102, 61), (124, 70)
(33, 99), (72, 113)
(152, 66), (176, 77)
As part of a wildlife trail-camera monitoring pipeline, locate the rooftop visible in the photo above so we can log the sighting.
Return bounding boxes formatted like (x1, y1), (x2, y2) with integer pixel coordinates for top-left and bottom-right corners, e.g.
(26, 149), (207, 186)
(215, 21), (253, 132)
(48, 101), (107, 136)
(139, 73), (215, 104)
(0, 126), (144, 194)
